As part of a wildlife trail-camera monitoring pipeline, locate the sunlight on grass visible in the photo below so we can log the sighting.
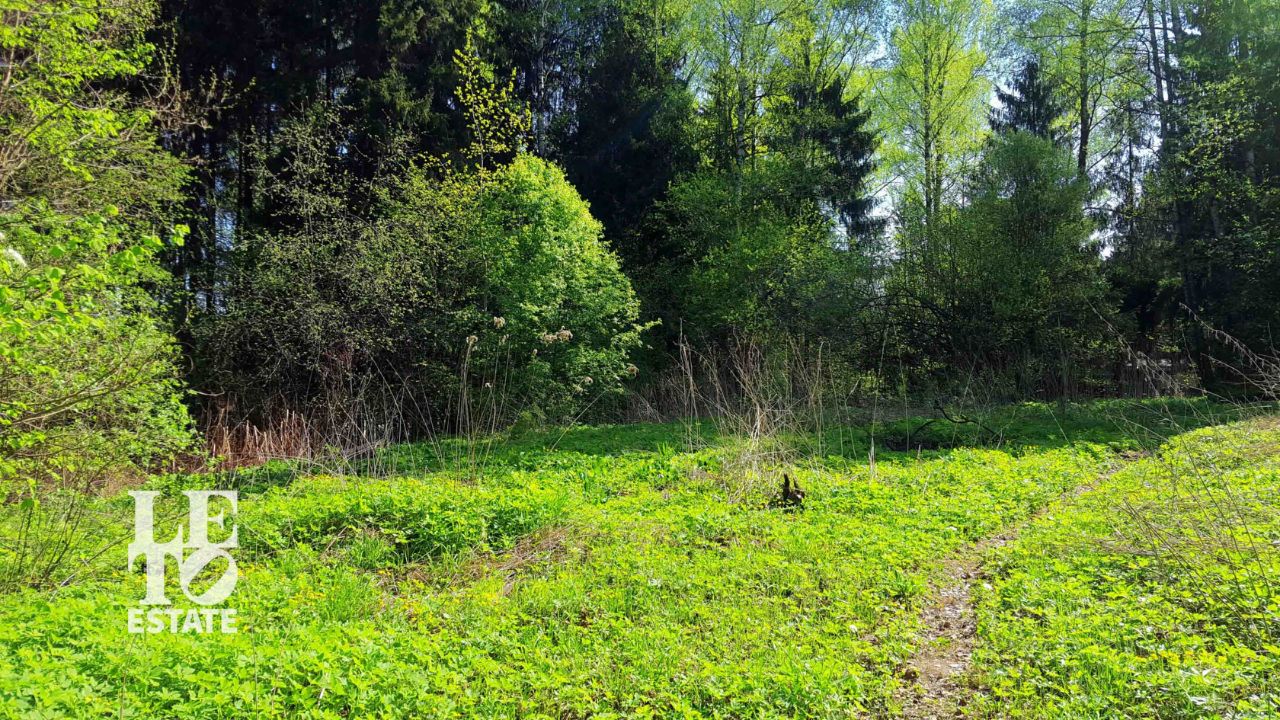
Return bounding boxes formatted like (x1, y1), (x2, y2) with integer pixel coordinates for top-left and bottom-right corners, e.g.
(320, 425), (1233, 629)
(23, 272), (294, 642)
(0, 401), (1274, 718)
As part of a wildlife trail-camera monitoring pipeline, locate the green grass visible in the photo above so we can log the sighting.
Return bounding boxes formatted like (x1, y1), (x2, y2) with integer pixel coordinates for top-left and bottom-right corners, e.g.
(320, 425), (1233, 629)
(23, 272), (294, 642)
(0, 399), (1273, 718)
(969, 418), (1280, 719)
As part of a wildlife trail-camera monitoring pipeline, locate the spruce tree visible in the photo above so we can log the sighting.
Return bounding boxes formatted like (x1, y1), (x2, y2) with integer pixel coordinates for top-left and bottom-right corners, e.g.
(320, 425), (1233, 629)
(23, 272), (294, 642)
(772, 76), (880, 242)
(990, 60), (1063, 141)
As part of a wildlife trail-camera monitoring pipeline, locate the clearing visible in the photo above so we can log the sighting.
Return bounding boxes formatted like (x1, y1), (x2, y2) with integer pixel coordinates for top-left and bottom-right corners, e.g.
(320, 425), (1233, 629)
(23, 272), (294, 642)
(0, 400), (1276, 718)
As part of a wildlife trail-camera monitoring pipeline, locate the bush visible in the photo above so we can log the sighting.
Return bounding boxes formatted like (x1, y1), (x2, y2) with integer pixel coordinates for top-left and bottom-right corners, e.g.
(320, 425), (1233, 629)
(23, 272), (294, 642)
(201, 110), (647, 434)
(660, 164), (871, 343)
(198, 57), (648, 435)
(0, 207), (193, 588)
(467, 155), (649, 419)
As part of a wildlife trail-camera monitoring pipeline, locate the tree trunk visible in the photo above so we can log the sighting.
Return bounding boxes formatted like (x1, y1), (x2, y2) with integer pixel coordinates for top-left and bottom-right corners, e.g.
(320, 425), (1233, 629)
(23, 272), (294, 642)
(1146, 0), (1168, 138)
(1077, 17), (1091, 176)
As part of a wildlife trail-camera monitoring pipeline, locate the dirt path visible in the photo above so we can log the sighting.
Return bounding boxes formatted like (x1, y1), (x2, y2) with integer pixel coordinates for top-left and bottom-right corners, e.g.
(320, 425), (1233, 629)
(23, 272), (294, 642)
(895, 532), (1007, 718)
(896, 477), (1110, 719)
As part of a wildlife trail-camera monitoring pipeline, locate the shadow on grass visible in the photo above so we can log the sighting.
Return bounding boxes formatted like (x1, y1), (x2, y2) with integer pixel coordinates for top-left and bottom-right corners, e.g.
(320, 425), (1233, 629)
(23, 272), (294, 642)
(361, 398), (1255, 478)
(164, 398), (1262, 490)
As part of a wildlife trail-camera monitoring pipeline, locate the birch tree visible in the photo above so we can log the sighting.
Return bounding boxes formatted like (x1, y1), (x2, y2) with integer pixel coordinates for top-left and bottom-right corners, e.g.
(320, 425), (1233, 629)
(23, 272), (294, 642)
(1019, 0), (1148, 177)
(881, 0), (991, 226)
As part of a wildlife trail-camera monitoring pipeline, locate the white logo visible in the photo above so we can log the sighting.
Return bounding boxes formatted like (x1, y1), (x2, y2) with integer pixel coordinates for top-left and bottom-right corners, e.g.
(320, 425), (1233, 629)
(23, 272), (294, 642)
(126, 490), (239, 634)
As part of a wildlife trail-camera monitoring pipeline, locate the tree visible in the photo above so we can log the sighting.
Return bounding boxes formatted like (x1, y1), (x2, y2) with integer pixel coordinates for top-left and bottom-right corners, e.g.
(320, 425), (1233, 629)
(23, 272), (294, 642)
(625, 0), (883, 365)
(0, 0), (194, 589)
(0, 0), (187, 216)
(692, 0), (794, 172)
(192, 103), (469, 430)
(881, 0), (991, 226)
(197, 45), (646, 426)
(771, 76), (880, 242)
(0, 0), (193, 499)
(660, 163), (869, 344)
(955, 131), (1108, 395)
(0, 209), (193, 483)
(468, 155), (649, 417)
(1019, 0), (1148, 177)
(990, 59), (1064, 140)
(158, 0), (484, 334)
(560, 0), (696, 249)
(0, 208), (194, 588)
(769, 0), (882, 242)
(489, 0), (613, 157)
(1160, 0), (1280, 379)
(879, 0), (991, 369)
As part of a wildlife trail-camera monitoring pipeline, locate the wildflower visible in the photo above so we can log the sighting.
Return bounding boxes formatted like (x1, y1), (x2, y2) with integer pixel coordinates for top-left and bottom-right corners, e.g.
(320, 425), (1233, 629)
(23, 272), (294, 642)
(466, 335), (478, 346)
(625, 364), (639, 377)
(556, 328), (573, 342)
(493, 316), (506, 330)
(582, 376), (593, 385)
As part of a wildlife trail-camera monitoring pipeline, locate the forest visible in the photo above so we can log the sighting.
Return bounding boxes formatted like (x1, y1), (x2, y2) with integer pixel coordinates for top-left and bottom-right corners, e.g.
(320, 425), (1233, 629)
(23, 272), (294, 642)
(0, 0), (1278, 717)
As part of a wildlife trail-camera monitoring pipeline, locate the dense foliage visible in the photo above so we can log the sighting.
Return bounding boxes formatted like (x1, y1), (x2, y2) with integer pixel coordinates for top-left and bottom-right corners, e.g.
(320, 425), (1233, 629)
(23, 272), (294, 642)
(0, 0), (192, 587)
(466, 155), (648, 417)
(0, 209), (191, 495)
(123, 0), (1278, 430)
(0, 0), (186, 215)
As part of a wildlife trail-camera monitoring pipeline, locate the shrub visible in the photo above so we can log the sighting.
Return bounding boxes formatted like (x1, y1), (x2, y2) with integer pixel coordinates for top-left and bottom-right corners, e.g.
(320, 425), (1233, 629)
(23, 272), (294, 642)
(202, 119), (647, 435)
(467, 155), (650, 419)
(0, 207), (192, 588)
(660, 164), (870, 343)
(196, 57), (648, 437)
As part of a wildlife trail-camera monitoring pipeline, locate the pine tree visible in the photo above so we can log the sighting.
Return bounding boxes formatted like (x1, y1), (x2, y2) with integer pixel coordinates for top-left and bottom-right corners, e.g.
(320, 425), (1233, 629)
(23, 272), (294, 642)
(773, 76), (880, 241)
(990, 60), (1063, 141)
(560, 2), (695, 253)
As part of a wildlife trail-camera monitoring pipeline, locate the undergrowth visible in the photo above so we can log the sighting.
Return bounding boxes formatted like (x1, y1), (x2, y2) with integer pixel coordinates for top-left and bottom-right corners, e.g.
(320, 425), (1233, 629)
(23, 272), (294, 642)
(0, 399), (1271, 718)
(969, 419), (1280, 719)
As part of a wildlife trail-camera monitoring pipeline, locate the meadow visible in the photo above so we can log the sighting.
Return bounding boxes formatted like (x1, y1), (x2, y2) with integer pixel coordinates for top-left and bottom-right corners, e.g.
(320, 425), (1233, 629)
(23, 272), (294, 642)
(1, 400), (1276, 718)
(5, 0), (1278, 716)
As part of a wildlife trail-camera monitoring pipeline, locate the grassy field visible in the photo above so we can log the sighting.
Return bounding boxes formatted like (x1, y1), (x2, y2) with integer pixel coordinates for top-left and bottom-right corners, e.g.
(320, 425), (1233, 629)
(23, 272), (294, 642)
(0, 400), (1276, 718)
(969, 419), (1280, 719)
